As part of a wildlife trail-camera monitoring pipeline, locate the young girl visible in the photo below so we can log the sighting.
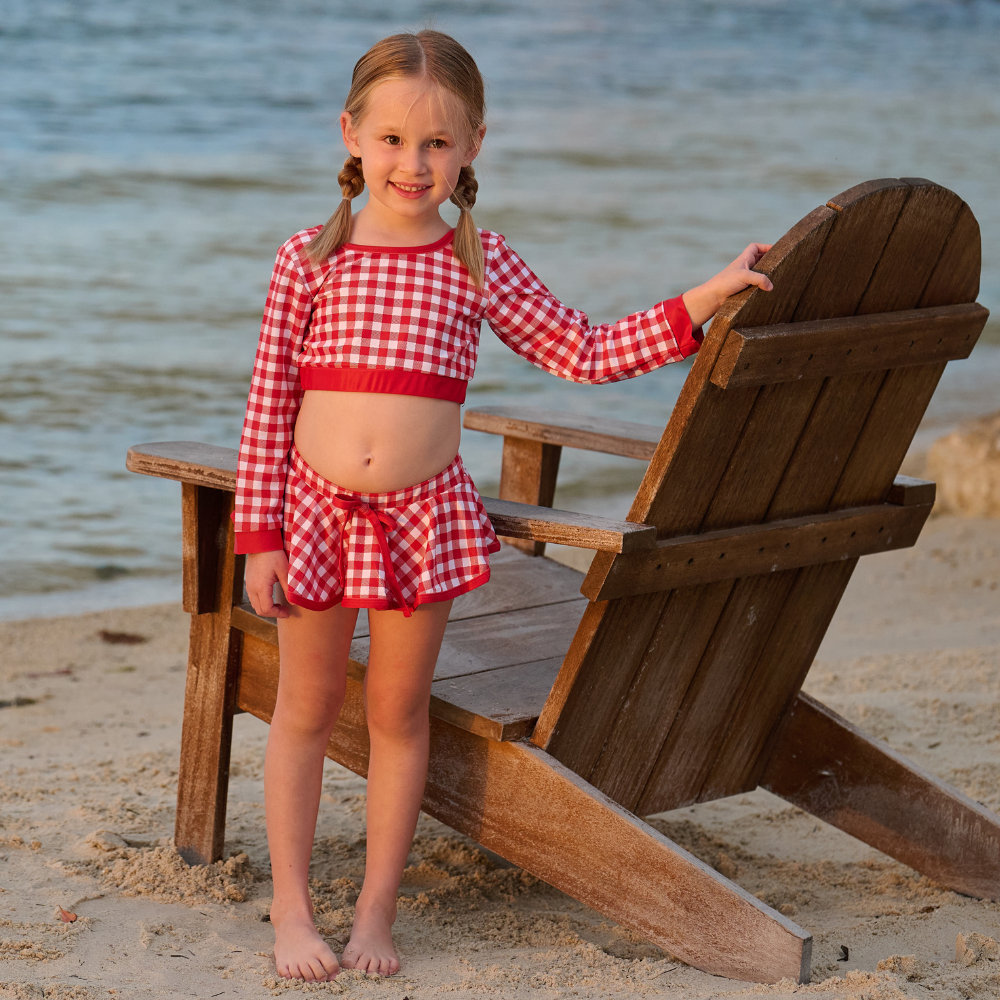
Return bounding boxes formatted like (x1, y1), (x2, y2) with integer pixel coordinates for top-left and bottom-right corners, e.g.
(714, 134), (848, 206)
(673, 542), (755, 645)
(236, 29), (772, 983)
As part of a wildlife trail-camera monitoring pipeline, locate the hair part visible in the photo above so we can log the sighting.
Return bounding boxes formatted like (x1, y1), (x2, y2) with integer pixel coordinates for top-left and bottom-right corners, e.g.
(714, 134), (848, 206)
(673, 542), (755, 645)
(305, 31), (486, 287)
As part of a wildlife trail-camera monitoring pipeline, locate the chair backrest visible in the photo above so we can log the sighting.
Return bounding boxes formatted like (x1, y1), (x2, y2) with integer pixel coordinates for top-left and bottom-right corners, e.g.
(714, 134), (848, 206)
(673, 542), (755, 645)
(531, 178), (985, 814)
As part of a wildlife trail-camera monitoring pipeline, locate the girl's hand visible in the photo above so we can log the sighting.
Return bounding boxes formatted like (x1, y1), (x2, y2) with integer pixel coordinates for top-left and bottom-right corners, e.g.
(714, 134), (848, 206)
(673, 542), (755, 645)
(245, 550), (291, 619)
(682, 243), (775, 329)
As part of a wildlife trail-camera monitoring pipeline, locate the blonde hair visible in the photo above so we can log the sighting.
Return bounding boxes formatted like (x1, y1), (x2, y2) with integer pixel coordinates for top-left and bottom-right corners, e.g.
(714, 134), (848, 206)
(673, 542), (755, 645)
(305, 31), (486, 287)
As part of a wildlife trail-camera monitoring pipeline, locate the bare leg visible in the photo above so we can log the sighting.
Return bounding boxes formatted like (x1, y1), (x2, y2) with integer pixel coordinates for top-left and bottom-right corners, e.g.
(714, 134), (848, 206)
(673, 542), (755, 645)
(341, 599), (452, 976)
(266, 601), (359, 982)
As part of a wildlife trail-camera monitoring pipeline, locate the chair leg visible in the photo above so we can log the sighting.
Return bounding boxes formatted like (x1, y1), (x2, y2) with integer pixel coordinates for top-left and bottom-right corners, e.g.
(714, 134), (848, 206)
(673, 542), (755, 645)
(761, 692), (1000, 900)
(174, 484), (244, 865)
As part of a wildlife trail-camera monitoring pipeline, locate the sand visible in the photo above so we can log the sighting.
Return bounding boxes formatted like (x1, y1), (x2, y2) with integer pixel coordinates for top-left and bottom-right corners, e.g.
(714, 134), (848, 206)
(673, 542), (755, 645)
(1, 513), (999, 1000)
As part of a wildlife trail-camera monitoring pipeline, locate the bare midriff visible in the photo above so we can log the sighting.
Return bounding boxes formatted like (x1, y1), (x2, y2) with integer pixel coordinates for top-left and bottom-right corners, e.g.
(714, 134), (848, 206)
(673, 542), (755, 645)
(293, 390), (463, 494)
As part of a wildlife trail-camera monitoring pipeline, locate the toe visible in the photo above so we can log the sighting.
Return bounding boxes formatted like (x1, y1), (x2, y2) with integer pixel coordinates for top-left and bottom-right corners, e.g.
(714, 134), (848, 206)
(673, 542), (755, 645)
(304, 957), (326, 982)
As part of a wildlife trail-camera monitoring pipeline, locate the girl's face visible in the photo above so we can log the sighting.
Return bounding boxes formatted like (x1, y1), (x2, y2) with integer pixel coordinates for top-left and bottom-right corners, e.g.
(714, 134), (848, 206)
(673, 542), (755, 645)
(340, 76), (484, 228)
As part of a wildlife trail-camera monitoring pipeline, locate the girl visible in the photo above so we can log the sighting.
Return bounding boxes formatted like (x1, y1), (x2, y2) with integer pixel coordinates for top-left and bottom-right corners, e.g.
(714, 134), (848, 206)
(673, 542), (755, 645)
(237, 29), (772, 983)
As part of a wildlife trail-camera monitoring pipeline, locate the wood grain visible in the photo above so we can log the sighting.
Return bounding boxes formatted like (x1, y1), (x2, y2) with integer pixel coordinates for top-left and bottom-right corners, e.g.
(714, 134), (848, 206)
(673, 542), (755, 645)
(763, 693), (1000, 900)
(583, 501), (932, 602)
(482, 496), (655, 552)
(465, 405), (662, 460)
(127, 441), (237, 490)
(697, 560), (857, 802)
(497, 436), (563, 554)
(711, 303), (987, 389)
(586, 581), (734, 809)
(174, 488), (244, 865)
(635, 570), (799, 813)
(429, 657), (563, 741)
(349, 598), (587, 683)
(181, 483), (232, 615)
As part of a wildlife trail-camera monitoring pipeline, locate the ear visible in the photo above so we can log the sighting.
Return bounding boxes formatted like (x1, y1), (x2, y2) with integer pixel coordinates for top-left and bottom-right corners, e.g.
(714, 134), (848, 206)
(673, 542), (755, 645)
(463, 124), (487, 167)
(340, 111), (362, 158)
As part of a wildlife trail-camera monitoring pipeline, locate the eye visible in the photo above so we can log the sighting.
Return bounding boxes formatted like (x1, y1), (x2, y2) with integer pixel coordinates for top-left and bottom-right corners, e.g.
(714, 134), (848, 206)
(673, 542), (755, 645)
(383, 135), (400, 146)
(428, 138), (447, 149)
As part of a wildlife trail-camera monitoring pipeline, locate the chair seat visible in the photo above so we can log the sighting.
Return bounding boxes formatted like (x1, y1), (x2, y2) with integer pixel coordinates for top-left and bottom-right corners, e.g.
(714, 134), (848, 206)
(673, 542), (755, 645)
(232, 545), (586, 742)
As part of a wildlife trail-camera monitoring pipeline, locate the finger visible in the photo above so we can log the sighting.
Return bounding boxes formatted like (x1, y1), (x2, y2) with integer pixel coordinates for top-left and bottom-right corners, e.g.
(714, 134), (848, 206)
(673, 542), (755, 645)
(250, 581), (283, 618)
(743, 270), (774, 292)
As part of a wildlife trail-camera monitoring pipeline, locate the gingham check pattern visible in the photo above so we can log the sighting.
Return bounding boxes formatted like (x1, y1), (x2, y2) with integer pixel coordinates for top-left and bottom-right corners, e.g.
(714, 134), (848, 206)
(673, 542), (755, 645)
(283, 446), (499, 612)
(235, 227), (697, 545)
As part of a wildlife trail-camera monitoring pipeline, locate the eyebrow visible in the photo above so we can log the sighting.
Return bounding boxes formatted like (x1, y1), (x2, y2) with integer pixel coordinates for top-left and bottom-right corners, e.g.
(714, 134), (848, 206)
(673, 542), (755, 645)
(370, 122), (456, 138)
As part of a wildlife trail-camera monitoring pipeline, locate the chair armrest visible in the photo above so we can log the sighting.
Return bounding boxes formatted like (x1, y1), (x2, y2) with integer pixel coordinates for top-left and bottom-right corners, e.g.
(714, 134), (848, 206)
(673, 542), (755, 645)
(127, 441), (238, 490)
(464, 405), (661, 460)
(127, 441), (655, 553)
(482, 497), (656, 553)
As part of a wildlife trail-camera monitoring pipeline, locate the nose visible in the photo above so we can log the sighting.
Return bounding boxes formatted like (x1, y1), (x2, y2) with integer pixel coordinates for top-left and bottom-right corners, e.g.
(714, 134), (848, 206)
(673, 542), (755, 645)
(397, 144), (429, 176)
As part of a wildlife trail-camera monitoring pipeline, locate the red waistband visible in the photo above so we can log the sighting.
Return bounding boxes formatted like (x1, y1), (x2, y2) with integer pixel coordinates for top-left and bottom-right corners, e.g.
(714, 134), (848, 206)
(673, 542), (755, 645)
(299, 366), (467, 403)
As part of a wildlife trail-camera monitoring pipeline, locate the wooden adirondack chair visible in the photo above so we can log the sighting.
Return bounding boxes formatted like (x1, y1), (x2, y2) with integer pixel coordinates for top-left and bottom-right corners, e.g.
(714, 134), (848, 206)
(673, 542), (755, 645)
(127, 177), (998, 985)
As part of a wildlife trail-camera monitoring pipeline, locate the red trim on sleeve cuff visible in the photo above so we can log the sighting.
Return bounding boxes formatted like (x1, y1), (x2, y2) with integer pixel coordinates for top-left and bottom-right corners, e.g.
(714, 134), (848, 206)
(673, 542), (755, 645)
(234, 528), (285, 554)
(663, 295), (703, 357)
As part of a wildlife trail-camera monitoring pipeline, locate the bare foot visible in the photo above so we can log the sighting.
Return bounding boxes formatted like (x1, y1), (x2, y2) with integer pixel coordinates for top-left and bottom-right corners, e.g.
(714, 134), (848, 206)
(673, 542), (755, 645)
(341, 898), (399, 976)
(272, 914), (340, 982)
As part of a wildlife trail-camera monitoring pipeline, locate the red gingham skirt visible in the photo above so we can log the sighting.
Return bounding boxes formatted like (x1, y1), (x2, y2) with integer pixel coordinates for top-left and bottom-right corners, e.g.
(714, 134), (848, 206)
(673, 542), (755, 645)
(283, 445), (500, 614)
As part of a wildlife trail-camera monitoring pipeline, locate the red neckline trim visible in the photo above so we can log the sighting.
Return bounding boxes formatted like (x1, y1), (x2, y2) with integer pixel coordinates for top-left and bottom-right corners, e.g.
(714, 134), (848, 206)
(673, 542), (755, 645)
(343, 229), (455, 254)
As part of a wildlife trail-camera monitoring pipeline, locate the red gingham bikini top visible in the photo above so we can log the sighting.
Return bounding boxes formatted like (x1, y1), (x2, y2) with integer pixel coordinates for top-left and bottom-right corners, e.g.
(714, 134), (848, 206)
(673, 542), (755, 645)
(233, 226), (701, 549)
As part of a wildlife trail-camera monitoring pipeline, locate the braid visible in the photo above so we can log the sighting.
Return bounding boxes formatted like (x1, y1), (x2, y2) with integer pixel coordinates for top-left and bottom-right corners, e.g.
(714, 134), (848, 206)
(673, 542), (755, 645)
(339, 155), (365, 201)
(304, 156), (365, 263)
(450, 165), (484, 288)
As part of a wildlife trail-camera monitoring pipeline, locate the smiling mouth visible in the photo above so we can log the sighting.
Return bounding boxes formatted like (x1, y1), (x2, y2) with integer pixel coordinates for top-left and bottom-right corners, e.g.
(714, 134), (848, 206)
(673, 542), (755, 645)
(390, 181), (431, 193)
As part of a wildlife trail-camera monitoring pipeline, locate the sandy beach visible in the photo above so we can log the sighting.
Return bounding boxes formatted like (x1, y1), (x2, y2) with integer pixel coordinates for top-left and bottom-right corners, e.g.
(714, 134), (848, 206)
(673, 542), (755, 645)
(1, 512), (999, 1000)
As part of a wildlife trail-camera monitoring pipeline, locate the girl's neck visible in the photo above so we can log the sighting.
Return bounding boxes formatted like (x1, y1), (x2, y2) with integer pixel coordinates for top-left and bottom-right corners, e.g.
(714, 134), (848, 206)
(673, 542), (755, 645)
(348, 204), (452, 248)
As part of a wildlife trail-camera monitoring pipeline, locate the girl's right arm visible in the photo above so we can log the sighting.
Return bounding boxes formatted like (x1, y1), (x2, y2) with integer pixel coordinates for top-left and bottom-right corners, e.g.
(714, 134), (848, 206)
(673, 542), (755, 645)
(235, 234), (319, 614)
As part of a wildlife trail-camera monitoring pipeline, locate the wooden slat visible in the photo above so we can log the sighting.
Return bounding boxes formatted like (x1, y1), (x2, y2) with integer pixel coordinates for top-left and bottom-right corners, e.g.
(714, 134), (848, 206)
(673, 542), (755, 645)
(235, 660), (814, 983)
(583, 501), (931, 602)
(762, 693), (1000, 900)
(481, 496), (655, 552)
(348, 598), (587, 682)
(919, 200), (981, 308)
(711, 303), (987, 389)
(174, 488), (244, 865)
(464, 405), (662, 460)
(695, 560), (856, 805)
(793, 179), (910, 322)
(429, 657), (563, 742)
(856, 178), (964, 315)
(497, 436), (562, 555)
(634, 570), (799, 813)
(127, 440), (237, 490)
(532, 594), (670, 763)
(586, 581), (734, 810)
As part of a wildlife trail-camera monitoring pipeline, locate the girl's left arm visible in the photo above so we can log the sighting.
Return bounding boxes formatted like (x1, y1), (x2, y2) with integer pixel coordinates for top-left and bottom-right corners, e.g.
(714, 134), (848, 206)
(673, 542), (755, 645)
(483, 237), (771, 383)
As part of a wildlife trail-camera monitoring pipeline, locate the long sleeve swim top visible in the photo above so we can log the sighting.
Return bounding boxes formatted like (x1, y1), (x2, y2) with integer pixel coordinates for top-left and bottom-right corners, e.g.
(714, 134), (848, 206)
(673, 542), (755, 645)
(234, 226), (701, 552)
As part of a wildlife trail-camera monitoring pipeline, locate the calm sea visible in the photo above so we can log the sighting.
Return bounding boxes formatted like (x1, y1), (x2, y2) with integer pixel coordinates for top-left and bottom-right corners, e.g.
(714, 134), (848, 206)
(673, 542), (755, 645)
(1, 0), (998, 617)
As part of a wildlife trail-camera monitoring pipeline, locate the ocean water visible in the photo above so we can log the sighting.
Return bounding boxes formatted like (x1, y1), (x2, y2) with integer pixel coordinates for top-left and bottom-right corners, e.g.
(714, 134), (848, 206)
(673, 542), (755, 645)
(1, 0), (999, 616)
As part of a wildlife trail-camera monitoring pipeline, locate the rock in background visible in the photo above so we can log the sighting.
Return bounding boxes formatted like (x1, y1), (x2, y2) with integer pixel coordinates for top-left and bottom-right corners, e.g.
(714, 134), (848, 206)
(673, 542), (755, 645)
(927, 411), (1000, 517)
